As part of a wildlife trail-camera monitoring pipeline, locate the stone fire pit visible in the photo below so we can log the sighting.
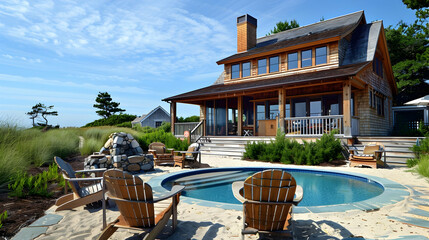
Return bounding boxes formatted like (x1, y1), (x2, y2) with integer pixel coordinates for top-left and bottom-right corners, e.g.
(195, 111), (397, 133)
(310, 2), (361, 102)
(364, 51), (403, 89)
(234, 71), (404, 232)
(84, 132), (154, 172)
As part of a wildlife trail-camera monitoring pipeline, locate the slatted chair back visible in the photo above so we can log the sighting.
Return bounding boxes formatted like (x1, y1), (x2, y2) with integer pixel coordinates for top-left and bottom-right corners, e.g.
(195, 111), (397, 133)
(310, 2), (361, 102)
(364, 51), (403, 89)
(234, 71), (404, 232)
(243, 169), (296, 231)
(103, 169), (155, 228)
(149, 142), (166, 154)
(54, 156), (81, 196)
(363, 145), (380, 155)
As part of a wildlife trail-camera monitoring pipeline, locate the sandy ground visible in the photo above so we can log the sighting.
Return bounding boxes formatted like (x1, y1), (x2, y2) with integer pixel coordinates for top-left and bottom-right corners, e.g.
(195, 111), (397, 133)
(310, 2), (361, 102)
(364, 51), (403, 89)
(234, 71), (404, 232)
(36, 156), (429, 240)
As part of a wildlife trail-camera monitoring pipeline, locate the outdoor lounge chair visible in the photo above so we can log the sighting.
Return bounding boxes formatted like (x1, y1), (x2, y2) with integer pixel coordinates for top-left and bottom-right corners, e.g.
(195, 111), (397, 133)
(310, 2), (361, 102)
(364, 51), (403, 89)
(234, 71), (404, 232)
(349, 143), (386, 168)
(148, 142), (175, 166)
(232, 169), (303, 239)
(54, 156), (106, 211)
(99, 169), (184, 240)
(173, 143), (201, 169)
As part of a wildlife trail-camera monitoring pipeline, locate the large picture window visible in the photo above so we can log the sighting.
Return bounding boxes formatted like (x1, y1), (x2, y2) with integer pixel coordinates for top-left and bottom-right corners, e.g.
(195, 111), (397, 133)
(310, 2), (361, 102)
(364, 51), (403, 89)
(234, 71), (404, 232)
(258, 59), (267, 74)
(231, 64), (240, 79)
(315, 46), (327, 65)
(288, 52), (298, 70)
(269, 56), (279, 73)
(301, 49), (312, 67)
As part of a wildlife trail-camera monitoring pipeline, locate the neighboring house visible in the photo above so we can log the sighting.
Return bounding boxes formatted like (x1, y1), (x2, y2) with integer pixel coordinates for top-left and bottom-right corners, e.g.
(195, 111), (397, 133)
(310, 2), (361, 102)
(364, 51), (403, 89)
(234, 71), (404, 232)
(131, 106), (170, 128)
(393, 95), (429, 130)
(163, 11), (396, 137)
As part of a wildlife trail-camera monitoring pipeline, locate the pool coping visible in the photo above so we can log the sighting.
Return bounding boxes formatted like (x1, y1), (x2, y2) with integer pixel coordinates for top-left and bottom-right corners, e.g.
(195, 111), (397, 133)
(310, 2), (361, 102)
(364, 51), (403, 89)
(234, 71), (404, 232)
(147, 166), (410, 213)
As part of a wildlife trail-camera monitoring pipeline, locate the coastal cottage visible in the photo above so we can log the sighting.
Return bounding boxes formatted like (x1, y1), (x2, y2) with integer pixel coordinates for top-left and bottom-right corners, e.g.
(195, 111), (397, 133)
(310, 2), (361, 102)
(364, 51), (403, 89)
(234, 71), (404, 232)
(163, 11), (396, 138)
(131, 106), (170, 128)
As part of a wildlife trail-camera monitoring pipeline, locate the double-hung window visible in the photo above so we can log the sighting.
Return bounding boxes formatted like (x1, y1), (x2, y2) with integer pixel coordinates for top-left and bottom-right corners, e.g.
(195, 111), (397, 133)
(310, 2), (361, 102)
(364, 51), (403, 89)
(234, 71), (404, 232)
(231, 64), (240, 79)
(315, 46), (327, 65)
(287, 52), (298, 70)
(269, 56), (279, 73)
(242, 62), (251, 77)
(301, 49), (312, 67)
(258, 59), (267, 74)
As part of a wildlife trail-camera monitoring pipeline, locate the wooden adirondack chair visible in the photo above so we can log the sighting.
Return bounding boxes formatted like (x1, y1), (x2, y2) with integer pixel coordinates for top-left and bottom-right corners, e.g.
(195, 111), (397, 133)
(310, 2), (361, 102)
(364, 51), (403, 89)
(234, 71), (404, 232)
(232, 169), (303, 239)
(148, 142), (175, 166)
(54, 156), (107, 211)
(349, 143), (386, 168)
(173, 143), (201, 169)
(99, 169), (184, 240)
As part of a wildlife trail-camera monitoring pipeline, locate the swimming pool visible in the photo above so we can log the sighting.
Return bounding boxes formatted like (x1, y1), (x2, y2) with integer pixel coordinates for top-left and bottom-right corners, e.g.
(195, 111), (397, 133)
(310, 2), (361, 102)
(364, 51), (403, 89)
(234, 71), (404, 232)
(147, 167), (409, 213)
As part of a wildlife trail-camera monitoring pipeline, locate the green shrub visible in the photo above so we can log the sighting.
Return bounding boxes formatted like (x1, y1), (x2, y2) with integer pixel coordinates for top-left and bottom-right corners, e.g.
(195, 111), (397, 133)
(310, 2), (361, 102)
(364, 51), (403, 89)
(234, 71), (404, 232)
(415, 155), (429, 178)
(136, 128), (188, 151)
(84, 114), (136, 127)
(411, 137), (429, 157)
(8, 164), (64, 198)
(0, 210), (7, 229)
(116, 121), (132, 128)
(177, 116), (200, 122)
(243, 131), (344, 165)
(407, 158), (420, 168)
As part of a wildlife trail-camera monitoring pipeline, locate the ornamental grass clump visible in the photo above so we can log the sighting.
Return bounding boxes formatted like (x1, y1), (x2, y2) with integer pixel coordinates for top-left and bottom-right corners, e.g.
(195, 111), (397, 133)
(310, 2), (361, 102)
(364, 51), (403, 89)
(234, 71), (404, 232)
(243, 130), (344, 165)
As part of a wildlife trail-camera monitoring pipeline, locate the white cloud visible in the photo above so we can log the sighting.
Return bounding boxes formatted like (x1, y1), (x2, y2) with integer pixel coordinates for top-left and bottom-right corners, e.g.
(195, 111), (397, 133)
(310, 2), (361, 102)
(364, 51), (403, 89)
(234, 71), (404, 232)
(0, 0), (234, 75)
(2, 53), (41, 63)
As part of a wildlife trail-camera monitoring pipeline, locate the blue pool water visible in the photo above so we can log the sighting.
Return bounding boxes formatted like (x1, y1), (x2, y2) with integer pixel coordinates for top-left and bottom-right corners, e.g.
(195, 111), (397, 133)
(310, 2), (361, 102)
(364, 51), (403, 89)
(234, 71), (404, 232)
(163, 169), (384, 207)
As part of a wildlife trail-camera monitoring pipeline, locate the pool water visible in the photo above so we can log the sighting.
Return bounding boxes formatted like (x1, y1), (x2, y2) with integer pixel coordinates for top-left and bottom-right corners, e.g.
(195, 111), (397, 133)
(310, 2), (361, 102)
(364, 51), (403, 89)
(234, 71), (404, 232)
(163, 169), (384, 207)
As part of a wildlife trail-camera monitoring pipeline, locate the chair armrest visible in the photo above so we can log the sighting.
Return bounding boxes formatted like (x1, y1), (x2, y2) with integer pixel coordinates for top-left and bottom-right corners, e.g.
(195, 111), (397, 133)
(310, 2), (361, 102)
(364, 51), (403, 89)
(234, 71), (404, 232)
(293, 185), (303, 205)
(232, 181), (246, 203)
(75, 168), (107, 173)
(349, 149), (356, 155)
(148, 150), (156, 153)
(66, 177), (103, 182)
(153, 185), (185, 202)
(178, 151), (200, 154)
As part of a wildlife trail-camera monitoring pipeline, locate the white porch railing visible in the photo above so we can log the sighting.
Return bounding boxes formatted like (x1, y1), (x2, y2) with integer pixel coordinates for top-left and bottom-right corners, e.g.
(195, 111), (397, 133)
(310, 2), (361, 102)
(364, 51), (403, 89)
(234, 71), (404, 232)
(284, 115), (344, 136)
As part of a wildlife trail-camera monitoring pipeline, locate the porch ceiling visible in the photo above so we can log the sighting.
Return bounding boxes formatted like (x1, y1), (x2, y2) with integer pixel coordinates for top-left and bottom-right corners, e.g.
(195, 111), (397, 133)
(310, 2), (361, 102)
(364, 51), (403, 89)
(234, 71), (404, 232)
(163, 61), (370, 103)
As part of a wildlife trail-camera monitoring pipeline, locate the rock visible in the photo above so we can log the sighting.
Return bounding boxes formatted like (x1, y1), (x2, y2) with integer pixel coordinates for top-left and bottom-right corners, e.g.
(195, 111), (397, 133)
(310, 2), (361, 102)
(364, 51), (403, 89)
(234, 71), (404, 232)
(113, 156), (121, 163)
(128, 156), (144, 164)
(104, 138), (113, 148)
(127, 133), (134, 140)
(131, 140), (139, 148)
(98, 157), (107, 164)
(140, 162), (154, 171)
(89, 154), (105, 159)
(136, 147), (143, 154)
(113, 162), (122, 168)
(121, 155), (127, 160)
(127, 164), (141, 172)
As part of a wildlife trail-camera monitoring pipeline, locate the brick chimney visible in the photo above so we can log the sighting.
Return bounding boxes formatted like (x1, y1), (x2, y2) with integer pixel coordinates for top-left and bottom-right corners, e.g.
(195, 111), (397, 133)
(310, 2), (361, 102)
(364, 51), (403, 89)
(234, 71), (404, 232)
(237, 14), (257, 53)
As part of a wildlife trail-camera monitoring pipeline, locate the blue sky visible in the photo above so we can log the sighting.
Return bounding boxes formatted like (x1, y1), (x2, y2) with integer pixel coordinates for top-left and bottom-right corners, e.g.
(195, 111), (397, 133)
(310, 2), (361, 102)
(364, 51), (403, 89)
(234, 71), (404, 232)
(0, 0), (417, 127)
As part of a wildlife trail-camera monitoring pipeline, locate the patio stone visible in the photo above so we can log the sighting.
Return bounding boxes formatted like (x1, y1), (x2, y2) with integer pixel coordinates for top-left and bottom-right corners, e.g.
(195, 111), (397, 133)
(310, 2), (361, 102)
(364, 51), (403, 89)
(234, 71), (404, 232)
(11, 227), (48, 240)
(29, 214), (63, 227)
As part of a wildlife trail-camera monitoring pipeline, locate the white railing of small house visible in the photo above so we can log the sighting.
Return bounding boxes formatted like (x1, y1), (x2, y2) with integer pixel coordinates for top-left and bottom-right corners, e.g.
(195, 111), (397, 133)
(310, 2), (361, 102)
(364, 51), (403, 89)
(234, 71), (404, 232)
(174, 122), (199, 137)
(190, 120), (204, 143)
(284, 115), (344, 136)
(351, 116), (360, 136)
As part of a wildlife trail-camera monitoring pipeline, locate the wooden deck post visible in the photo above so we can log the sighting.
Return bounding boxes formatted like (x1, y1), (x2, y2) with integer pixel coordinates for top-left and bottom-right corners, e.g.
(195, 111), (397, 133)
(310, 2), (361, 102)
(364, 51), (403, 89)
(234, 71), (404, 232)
(278, 88), (286, 133)
(343, 80), (352, 137)
(238, 96), (243, 136)
(170, 101), (176, 134)
(200, 103), (206, 136)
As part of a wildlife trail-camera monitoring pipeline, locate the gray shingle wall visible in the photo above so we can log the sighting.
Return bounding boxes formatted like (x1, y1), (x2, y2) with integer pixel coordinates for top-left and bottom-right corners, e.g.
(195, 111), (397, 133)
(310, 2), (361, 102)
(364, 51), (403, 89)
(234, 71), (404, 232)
(141, 108), (170, 128)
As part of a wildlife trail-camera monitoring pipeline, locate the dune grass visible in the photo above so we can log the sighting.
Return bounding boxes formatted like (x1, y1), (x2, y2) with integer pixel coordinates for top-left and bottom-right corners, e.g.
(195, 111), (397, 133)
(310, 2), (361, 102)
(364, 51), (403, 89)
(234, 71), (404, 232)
(0, 123), (80, 189)
(415, 155), (429, 178)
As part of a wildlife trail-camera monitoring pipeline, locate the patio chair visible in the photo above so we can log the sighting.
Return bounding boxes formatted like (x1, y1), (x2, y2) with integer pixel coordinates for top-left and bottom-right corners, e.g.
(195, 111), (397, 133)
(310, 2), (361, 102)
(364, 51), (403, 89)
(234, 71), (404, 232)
(54, 156), (107, 211)
(232, 169), (303, 239)
(349, 143), (386, 168)
(148, 142), (175, 166)
(173, 143), (201, 169)
(99, 169), (184, 240)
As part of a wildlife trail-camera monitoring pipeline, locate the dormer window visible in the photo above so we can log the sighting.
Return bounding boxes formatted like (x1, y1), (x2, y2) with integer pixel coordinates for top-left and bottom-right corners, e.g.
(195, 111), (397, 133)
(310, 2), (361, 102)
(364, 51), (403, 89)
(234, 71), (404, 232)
(315, 46), (327, 65)
(242, 62), (251, 77)
(269, 56), (279, 73)
(258, 59), (267, 74)
(231, 64), (240, 79)
(373, 56), (383, 77)
(288, 52), (298, 70)
(301, 49), (312, 68)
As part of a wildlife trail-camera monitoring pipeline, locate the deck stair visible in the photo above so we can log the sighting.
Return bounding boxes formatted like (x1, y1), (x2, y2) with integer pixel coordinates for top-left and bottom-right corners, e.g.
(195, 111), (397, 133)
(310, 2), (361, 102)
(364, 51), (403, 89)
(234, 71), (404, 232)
(347, 137), (422, 165)
(198, 136), (422, 165)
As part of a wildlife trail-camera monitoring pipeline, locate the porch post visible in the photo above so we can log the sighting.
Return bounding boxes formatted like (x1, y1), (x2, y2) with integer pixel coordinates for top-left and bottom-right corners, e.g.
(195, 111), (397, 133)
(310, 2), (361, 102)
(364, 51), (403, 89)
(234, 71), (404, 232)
(278, 88), (286, 133)
(343, 80), (352, 136)
(200, 103), (206, 136)
(170, 101), (176, 134)
(238, 96), (243, 136)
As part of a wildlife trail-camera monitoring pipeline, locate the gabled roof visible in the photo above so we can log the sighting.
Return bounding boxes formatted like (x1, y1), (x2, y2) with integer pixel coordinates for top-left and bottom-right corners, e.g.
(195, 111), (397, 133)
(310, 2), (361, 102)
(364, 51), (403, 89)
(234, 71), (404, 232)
(217, 11), (365, 64)
(163, 62), (369, 102)
(131, 106), (170, 123)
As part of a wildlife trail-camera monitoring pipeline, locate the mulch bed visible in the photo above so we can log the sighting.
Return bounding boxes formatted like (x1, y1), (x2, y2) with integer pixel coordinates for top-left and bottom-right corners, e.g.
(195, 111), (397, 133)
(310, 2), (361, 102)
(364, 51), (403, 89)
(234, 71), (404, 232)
(0, 155), (85, 240)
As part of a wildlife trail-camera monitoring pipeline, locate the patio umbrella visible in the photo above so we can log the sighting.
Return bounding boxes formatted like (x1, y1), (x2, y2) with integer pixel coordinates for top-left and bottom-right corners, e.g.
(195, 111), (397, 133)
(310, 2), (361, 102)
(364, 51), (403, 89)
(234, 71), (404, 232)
(404, 95), (429, 106)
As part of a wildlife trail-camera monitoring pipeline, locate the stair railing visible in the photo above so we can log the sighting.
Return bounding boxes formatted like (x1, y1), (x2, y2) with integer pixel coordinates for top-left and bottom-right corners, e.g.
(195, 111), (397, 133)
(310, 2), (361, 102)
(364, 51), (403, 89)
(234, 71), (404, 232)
(190, 120), (204, 143)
